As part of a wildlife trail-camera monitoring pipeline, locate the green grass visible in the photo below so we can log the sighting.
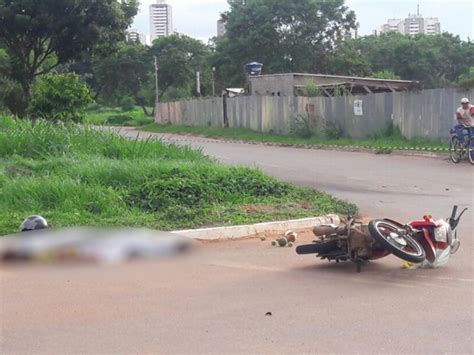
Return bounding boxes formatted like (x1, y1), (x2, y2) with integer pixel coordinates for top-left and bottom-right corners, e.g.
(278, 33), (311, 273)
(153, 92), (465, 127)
(0, 116), (356, 236)
(84, 106), (154, 127)
(141, 123), (447, 152)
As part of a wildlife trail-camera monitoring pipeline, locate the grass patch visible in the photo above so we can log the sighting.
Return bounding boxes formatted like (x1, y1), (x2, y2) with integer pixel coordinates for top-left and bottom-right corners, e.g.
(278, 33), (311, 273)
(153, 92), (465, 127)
(0, 116), (356, 236)
(141, 123), (447, 152)
(84, 107), (154, 127)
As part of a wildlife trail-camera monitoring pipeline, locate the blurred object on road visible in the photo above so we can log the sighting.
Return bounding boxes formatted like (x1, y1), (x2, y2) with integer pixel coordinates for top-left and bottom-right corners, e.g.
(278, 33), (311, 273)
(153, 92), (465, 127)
(0, 228), (193, 264)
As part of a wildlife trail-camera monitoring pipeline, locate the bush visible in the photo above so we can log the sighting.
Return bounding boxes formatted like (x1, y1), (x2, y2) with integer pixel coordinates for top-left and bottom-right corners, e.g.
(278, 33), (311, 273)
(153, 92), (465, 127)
(106, 114), (133, 125)
(324, 122), (343, 140)
(120, 96), (135, 112)
(304, 81), (323, 97)
(371, 70), (401, 80)
(28, 73), (92, 122)
(290, 114), (314, 138)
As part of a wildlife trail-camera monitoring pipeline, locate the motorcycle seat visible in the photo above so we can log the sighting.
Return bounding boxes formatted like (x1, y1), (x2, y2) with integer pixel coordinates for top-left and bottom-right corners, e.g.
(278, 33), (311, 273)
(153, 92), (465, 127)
(410, 221), (436, 229)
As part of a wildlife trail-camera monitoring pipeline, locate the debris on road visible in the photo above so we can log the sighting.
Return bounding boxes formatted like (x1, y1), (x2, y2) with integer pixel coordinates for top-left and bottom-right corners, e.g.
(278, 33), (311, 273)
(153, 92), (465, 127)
(284, 230), (298, 242)
(270, 230), (298, 247)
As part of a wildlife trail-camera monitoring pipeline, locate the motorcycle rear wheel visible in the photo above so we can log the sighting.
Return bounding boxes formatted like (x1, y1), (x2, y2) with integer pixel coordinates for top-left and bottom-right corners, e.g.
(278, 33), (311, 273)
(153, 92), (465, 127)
(368, 220), (426, 263)
(296, 240), (339, 255)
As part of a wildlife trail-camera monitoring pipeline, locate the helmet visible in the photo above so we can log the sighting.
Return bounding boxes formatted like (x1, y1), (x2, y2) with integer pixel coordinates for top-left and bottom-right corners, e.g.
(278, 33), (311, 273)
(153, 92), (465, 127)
(461, 98), (470, 104)
(20, 215), (49, 232)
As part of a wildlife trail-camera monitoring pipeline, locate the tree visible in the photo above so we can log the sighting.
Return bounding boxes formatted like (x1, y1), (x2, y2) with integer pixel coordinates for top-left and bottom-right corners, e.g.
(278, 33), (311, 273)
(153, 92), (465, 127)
(150, 34), (213, 100)
(214, 0), (357, 86)
(93, 43), (155, 115)
(28, 73), (92, 122)
(348, 33), (474, 88)
(326, 43), (372, 77)
(0, 0), (138, 116)
(0, 47), (22, 114)
(457, 67), (474, 90)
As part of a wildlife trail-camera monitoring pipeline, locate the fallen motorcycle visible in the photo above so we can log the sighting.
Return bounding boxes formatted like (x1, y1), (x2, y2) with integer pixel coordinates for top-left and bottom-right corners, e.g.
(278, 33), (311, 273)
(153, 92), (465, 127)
(296, 206), (467, 272)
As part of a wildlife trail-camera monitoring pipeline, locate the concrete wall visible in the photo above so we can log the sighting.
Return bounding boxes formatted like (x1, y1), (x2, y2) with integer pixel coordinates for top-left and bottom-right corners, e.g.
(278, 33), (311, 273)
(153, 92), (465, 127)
(250, 74), (295, 96)
(155, 88), (474, 139)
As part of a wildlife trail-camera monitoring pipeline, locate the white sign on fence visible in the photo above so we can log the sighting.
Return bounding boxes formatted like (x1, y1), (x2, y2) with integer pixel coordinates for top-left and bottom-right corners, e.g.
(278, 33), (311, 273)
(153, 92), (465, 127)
(354, 100), (363, 116)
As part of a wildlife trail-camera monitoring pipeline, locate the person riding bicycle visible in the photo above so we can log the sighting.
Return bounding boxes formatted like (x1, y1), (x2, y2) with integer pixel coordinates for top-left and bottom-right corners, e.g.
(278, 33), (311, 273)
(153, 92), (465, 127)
(454, 98), (474, 144)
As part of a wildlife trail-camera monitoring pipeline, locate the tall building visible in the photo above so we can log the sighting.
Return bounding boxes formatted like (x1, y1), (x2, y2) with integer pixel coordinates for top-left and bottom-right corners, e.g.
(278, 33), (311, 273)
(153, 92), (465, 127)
(149, 0), (174, 42)
(378, 7), (440, 36)
(126, 29), (146, 44)
(217, 19), (226, 38)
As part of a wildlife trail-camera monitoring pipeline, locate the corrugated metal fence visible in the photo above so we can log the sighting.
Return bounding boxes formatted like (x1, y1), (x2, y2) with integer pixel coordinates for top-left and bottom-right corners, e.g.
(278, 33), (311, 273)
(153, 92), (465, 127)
(155, 88), (474, 139)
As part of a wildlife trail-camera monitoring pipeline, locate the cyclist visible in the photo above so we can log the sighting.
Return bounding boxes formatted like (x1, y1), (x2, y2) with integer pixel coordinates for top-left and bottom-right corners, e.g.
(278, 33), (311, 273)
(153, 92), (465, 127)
(454, 97), (474, 144)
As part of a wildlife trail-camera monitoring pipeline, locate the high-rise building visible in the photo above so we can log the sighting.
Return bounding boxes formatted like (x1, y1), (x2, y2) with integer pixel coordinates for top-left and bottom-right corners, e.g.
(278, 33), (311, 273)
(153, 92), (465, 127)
(378, 7), (440, 36)
(126, 29), (147, 44)
(217, 19), (226, 38)
(149, 0), (174, 42)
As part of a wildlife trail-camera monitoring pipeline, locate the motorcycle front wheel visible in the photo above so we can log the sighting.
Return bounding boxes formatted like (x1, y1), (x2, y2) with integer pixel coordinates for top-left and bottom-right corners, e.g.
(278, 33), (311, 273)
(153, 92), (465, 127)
(368, 220), (426, 263)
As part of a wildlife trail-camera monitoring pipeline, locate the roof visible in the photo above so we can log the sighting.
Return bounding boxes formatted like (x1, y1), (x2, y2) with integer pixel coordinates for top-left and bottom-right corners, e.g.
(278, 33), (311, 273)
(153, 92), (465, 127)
(250, 73), (417, 85)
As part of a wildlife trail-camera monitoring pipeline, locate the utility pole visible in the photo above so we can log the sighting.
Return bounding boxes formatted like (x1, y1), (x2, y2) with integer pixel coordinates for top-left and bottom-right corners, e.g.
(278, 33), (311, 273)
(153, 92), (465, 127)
(196, 71), (201, 98)
(154, 56), (159, 106)
(212, 67), (216, 97)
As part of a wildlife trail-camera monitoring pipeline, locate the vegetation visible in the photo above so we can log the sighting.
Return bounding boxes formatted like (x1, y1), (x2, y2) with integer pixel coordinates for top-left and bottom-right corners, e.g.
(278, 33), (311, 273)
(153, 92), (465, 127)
(0, 0), (138, 116)
(84, 107), (154, 127)
(343, 33), (474, 89)
(213, 0), (357, 87)
(28, 73), (92, 122)
(142, 123), (446, 152)
(457, 67), (474, 90)
(0, 117), (357, 236)
(1, 1), (473, 119)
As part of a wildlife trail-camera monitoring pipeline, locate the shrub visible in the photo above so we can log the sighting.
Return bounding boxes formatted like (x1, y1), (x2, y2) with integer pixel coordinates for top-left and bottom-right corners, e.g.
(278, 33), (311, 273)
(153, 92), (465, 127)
(28, 73), (92, 123)
(106, 114), (133, 125)
(304, 81), (323, 97)
(290, 114), (314, 138)
(371, 70), (401, 80)
(120, 96), (135, 112)
(324, 122), (343, 140)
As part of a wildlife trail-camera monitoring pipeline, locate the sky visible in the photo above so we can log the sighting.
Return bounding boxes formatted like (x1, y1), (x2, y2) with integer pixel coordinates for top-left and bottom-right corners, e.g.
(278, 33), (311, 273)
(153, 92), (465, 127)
(132, 0), (474, 42)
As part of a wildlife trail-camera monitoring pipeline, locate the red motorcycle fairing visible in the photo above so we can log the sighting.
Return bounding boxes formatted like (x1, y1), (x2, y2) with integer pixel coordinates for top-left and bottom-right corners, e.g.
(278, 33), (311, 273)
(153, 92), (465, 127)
(416, 229), (437, 263)
(371, 249), (390, 260)
(409, 220), (451, 263)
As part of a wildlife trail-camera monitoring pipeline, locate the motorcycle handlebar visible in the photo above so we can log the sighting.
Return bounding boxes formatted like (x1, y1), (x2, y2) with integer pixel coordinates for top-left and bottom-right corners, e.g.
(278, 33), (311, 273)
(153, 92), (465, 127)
(450, 205), (458, 221)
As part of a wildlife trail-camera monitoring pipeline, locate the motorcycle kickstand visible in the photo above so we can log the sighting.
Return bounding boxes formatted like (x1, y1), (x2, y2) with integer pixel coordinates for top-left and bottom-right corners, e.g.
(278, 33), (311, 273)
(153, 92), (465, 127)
(355, 259), (370, 273)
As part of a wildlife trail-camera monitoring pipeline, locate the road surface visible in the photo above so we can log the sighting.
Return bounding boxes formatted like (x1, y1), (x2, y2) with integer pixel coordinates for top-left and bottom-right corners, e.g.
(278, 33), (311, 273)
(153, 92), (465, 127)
(1, 129), (473, 354)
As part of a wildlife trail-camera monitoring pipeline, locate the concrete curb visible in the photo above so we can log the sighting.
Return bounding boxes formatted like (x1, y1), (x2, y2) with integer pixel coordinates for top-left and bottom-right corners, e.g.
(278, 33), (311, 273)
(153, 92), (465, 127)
(171, 214), (340, 241)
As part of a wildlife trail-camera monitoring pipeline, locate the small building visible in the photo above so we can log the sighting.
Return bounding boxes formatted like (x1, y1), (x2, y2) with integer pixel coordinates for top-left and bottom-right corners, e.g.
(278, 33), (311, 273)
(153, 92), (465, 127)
(249, 73), (419, 97)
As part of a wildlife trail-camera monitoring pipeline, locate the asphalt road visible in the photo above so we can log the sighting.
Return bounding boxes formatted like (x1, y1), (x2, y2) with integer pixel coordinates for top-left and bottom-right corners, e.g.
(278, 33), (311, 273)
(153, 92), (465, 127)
(1, 129), (473, 354)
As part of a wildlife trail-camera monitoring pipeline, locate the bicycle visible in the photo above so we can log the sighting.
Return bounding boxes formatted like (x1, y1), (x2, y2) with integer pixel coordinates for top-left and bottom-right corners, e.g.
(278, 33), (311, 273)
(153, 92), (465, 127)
(449, 127), (474, 165)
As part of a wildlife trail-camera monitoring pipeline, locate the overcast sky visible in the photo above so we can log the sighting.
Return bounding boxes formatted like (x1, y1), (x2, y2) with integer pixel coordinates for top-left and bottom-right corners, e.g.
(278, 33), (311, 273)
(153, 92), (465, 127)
(132, 0), (474, 42)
